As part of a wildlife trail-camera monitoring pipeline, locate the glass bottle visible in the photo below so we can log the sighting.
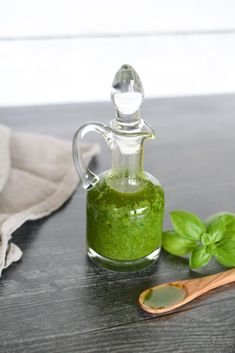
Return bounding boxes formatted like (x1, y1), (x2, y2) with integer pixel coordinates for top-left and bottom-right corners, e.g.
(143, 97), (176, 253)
(73, 64), (164, 271)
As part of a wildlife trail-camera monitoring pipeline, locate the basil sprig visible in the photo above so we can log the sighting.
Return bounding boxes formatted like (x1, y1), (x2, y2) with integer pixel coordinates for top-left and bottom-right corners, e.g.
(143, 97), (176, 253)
(162, 211), (235, 270)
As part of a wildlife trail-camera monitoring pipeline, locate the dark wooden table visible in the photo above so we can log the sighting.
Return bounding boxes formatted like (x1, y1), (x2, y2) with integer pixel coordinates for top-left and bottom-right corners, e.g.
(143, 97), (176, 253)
(0, 95), (235, 353)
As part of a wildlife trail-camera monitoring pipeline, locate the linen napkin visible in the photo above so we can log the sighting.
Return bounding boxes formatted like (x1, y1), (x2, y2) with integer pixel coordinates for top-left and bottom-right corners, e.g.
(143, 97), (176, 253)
(0, 124), (99, 276)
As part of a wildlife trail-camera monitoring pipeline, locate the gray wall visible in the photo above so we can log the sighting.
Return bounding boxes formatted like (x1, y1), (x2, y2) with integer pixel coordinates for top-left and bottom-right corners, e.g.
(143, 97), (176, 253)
(0, 0), (235, 106)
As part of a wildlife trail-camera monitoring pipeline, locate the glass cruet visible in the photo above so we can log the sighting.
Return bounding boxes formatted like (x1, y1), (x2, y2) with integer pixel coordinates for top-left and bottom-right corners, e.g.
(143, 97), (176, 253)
(73, 64), (164, 271)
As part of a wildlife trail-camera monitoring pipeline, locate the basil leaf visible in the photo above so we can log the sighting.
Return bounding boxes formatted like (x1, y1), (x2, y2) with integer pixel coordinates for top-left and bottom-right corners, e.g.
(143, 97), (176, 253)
(189, 246), (212, 269)
(162, 231), (197, 256)
(206, 213), (235, 237)
(213, 241), (235, 267)
(222, 233), (235, 242)
(201, 233), (211, 246)
(222, 214), (235, 237)
(170, 211), (205, 241)
(205, 212), (229, 226)
(207, 217), (225, 243)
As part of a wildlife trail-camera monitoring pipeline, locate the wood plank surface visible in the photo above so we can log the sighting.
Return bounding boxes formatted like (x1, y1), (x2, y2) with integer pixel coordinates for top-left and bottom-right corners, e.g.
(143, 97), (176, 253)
(0, 95), (235, 353)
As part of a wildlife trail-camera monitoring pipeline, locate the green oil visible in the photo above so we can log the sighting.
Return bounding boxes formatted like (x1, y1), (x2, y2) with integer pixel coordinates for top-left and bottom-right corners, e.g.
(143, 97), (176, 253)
(87, 173), (164, 261)
(143, 285), (186, 309)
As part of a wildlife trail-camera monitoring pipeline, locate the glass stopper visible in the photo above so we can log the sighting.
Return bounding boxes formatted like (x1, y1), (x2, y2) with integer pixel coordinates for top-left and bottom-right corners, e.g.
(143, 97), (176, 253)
(111, 64), (144, 124)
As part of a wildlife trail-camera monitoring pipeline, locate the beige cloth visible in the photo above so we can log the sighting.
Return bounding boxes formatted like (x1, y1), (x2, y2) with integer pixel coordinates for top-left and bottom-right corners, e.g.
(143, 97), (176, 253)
(0, 124), (99, 276)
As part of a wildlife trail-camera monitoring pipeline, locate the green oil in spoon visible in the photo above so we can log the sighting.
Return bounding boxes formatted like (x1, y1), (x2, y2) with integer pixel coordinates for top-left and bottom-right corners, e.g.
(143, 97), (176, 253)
(143, 285), (186, 309)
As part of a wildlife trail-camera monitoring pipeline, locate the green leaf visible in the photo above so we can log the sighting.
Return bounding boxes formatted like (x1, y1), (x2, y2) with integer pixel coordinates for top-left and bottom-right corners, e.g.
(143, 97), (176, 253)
(162, 231), (197, 256)
(201, 233), (211, 246)
(207, 217), (225, 243)
(206, 213), (235, 236)
(213, 241), (235, 267)
(205, 212), (228, 226)
(189, 246), (212, 269)
(222, 214), (235, 237)
(170, 211), (205, 241)
(222, 233), (235, 242)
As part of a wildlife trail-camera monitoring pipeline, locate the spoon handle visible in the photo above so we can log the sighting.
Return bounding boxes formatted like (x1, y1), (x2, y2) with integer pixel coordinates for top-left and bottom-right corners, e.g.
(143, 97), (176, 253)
(185, 268), (235, 295)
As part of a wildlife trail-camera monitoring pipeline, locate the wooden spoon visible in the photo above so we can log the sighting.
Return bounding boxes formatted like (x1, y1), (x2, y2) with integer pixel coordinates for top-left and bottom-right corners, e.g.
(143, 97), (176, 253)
(139, 269), (235, 314)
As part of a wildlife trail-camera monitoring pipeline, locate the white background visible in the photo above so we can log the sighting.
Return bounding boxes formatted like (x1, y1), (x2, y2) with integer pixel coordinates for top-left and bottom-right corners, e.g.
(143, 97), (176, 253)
(0, 0), (235, 106)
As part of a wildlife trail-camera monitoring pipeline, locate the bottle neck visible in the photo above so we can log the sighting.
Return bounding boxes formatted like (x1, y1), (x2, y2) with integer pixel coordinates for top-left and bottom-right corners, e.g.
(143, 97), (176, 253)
(109, 136), (144, 190)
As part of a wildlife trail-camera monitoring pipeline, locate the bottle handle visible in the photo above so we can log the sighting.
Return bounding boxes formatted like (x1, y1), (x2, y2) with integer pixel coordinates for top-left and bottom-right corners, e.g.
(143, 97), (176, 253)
(73, 122), (113, 190)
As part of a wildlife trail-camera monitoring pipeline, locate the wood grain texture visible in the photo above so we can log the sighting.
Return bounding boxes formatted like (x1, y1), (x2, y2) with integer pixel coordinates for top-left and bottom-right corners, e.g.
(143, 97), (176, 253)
(0, 95), (235, 353)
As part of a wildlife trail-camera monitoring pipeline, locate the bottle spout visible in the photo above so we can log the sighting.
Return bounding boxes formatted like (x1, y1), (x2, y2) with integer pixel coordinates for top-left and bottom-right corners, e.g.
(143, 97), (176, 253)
(141, 120), (156, 139)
